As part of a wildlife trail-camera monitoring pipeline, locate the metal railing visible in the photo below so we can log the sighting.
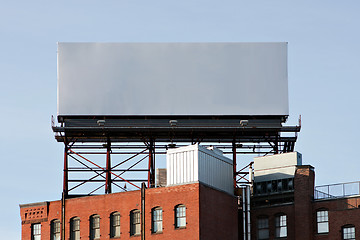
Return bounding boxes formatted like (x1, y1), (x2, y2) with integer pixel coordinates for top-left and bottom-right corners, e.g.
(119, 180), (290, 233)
(315, 181), (360, 200)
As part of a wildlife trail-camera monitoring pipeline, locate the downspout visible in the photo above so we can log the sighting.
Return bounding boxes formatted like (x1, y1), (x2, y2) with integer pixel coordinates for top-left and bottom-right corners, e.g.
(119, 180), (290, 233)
(61, 192), (65, 240)
(247, 185), (251, 240)
(247, 163), (253, 240)
(141, 182), (146, 240)
(242, 187), (246, 240)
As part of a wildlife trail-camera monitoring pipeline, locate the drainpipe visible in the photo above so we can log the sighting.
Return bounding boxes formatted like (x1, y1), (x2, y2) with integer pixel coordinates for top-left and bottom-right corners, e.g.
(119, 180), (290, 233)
(141, 183), (146, 240)
(247, 163), (253, 240)
(242, 187), (246, 240)
(61, 192), (65, 240)
(247, 185), (251, 240)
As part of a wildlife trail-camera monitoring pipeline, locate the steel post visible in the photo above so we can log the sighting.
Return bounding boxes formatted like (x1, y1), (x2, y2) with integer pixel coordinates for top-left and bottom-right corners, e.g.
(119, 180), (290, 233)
(148, 141), (155, 188)
(63, 144), (69, 198)
(105, 140), (112, 194)
(232, 141), (237, 188)
(275, 135), (279, 154)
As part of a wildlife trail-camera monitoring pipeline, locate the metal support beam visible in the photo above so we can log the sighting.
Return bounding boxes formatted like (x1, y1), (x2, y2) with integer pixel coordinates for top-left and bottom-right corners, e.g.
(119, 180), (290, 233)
(105, 140), (112, 194)
(63, 143), (69, 198)
(232, 141), (237, 188)
(147, 141), (155, 188)
(275, 135), (279, 154)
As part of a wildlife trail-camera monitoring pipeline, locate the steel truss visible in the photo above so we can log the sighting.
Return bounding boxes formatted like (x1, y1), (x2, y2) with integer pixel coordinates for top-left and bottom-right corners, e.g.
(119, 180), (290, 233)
(53, 116), (301, 198)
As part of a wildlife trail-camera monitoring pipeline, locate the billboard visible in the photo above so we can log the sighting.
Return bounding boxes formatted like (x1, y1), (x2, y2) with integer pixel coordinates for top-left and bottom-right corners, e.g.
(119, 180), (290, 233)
(57, 42), (288, 116)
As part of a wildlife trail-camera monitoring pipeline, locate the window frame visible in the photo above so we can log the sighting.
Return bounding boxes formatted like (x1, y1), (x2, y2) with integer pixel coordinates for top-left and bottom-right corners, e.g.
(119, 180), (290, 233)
(90, 214), (100, 240)
(316, 209), (329, 234)
(275, 214), (287, 238)
(257, 216), (269, 240)
(51, 219), (61, 240)
(175, 204), (186, 229)
(110, 212), (121, 238)
(31, 223), (41, 240)
(152, 207), (163, 234)
(130, 209), (141, 236)
(342, 225), (355, 240)
(70, 217), (80, 240)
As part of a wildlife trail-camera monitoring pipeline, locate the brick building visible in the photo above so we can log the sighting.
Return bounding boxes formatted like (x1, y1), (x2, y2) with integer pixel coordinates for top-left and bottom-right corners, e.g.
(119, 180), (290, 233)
(20, 151), (360, 240)
(20, 182), (238, 240)
(251, 159), (360, 240)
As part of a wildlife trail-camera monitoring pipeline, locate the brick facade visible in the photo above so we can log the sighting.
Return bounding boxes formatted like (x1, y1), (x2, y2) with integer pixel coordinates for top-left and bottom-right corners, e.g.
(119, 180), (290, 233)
(20, 182), (238, 240)
(251, 165), (360, 240)
(21, 165), (360, 240)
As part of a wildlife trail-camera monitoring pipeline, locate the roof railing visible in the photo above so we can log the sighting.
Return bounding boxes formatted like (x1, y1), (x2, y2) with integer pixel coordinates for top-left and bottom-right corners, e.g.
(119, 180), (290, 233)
(315, 181), (360, 200)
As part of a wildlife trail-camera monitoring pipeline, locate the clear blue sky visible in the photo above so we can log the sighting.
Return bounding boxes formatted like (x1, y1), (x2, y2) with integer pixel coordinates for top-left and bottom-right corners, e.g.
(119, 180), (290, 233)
(1, 1), (359, 238)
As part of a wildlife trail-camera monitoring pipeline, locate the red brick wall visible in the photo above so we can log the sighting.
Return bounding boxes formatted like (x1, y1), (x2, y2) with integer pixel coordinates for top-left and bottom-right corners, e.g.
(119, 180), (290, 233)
(294, 165), (315, 240)
(199, 184), (238, 240)
(21, 182), (237, 240)
(20, 202), (52, 240)
(251, 165), (360, 240)
(251, 203), (295, 240)
(251, 165), (314, 240)
(313, 197), (360, 240)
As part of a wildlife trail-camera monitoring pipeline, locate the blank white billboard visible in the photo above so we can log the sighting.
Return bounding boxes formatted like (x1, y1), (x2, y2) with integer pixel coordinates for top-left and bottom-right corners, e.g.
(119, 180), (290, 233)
(57, 42), (288, 116)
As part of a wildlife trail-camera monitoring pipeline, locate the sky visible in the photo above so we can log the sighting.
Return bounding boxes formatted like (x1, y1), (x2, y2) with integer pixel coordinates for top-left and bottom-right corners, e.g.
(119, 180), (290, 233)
(1, 0), (360, 238)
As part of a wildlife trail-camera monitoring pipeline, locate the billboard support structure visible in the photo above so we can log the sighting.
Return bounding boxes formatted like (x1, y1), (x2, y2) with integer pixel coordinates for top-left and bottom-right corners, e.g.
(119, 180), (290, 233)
(53, 115), (301, 198)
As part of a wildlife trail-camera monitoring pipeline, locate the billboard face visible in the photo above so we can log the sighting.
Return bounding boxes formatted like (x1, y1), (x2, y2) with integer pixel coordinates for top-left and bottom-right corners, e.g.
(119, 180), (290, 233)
(57, 42), (288, 116)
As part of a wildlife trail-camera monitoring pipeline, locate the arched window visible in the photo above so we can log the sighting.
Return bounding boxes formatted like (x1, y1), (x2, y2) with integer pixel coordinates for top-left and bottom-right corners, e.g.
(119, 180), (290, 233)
(130, 210), (140, 236)
(90, 214), (100, 239)
(31, 223), (41, 240)
(152, 207), (163, 233)
(275, 214), (287, 238)
(175, 204), (186, 228)
(70, 217), (80, 240)
(316, 209), (329, 234)
(257, 216), (269, 240)
(51, 219), (61, 240)
(110, 212), (121, 238)
(342, 225), (355, 240)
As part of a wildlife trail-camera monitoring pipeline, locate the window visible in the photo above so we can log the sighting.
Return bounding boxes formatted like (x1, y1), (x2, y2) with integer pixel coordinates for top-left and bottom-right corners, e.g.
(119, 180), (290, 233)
(90, 215), (100, 239)
(70, 217), (80, 240)
(130, 210), (140, 236)
(51, 220), (60, 240)
(275, 214), (287, 238)
(175, 205), (186, 228)
(257, 217), (269, 240)
(317, 210), (329, 234)
(343, 225), (355, 240)
(152, 207), (163, 233)
(110, 212), (120, 238)
(32, 223), (41, 240)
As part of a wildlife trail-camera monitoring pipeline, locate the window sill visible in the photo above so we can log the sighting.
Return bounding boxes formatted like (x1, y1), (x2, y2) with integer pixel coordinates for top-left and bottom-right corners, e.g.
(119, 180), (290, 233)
(175, 227), (187, 230)
(130, 234), (140, 237)
(151, 231), (163, 235)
